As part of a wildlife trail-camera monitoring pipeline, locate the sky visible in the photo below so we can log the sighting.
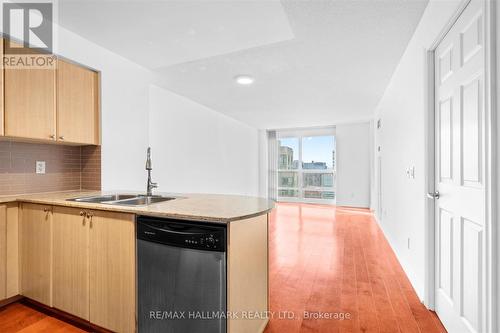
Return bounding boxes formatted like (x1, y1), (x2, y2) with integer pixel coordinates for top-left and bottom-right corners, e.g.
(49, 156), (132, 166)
(280, 135), (335, 168)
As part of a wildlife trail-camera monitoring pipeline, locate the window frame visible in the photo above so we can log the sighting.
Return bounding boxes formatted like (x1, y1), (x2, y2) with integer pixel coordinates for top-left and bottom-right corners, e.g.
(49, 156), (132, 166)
(276, 128), (336, 204)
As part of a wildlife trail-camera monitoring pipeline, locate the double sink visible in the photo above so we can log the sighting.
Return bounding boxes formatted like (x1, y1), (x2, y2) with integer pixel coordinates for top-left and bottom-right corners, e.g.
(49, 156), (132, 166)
(67, 194), (176, 206)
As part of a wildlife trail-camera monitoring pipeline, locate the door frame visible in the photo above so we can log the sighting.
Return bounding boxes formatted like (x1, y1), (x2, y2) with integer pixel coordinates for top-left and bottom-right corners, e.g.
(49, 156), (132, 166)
(424, 1), (497, 332)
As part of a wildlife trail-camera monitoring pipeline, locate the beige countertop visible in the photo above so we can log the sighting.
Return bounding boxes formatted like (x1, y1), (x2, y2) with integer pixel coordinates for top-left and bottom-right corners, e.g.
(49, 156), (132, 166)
(0, 190), (274, 223)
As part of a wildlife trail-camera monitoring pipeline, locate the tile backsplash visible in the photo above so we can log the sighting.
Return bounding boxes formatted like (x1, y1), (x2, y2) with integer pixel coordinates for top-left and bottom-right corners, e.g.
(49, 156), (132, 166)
(0, 140), (101, 196)
(81, 145), (101, 191)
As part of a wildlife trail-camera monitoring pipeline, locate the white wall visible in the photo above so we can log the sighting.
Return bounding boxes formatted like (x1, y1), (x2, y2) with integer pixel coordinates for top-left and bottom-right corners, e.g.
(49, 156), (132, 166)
(336, 122), (371, 208)
(258, 129), (269, 198)
(56, 27), (153, 191)
(373, 0), (463, 300)
(58, 29), (262, 196)
(148, 85), (260, 196)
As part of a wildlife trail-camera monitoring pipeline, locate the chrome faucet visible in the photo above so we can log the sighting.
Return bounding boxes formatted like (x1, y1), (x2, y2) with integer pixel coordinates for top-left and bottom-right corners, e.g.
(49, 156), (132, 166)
(145, 147), (158, 196)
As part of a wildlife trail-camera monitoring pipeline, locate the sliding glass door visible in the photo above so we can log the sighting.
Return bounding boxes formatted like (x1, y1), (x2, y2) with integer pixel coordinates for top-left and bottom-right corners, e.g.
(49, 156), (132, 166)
(277, 131), (336, 204)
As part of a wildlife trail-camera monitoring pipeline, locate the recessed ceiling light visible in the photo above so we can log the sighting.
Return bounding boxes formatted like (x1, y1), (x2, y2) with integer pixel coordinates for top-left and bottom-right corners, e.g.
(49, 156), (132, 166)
(234, 75), (254, 85)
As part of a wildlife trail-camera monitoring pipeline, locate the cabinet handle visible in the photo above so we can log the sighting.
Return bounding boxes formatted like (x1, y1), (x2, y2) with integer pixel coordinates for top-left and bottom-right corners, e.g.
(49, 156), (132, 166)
(80, 211), (86, 225)
(43, 207), (51, 219)
(59, 136), (65, 140)
(49, 134), (56, 140)
(88, 212), (94, 228)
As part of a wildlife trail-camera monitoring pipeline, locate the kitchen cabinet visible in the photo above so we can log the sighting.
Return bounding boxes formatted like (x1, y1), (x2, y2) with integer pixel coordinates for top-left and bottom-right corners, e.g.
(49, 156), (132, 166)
(0, 203), (20, 302)
(228, 214), (269, 333)
(5, 203), (19, 299)
(18, 205), (135, 331)
(57, 59), (100, 145)
(52, 206), (89, 319)
(89, 210), (135, 333)
(0, 205), (6, 299)
(1, 38), (100, 145)
(0, 39), (3, 136)
(4, 41), (57, 141)
(0, 203), (20, 301)
(19, 203), (52, 306)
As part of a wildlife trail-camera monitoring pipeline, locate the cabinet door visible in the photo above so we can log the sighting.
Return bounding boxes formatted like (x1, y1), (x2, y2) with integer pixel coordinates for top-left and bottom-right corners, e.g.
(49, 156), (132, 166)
(89, 211), (135, 333)
(0, 205), (6, 300)
(6, 203), (19, 298)
(0, 203), (20, 301)
(20, 203), (52, 306)
(53, 206), (89, 319)
(4, 42), (56, 141)
(57, 59), (99, 145)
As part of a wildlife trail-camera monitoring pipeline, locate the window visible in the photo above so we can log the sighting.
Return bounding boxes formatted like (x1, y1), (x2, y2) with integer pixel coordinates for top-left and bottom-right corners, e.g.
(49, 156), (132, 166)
(277, 131), (336, 203)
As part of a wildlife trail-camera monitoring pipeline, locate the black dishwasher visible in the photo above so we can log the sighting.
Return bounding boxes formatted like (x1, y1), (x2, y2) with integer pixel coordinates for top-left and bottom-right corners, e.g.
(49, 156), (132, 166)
(137, 216), (227, 333)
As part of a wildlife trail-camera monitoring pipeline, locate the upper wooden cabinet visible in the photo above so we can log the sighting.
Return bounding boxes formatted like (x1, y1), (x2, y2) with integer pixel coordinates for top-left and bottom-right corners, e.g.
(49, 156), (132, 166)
(1, 39), (100, 145)
(0, 39), (3, 136)
(57, 59), (100, 145)
(4, 50), (57, 141)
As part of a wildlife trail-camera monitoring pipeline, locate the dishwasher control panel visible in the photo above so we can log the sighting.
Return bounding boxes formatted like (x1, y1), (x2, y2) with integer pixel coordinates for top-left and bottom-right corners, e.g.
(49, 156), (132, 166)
(137, 216), (226, 252)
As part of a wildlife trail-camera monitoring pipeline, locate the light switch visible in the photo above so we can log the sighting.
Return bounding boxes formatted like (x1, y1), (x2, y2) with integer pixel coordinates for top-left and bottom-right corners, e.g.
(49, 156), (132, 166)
(410, 166), (415, 179)
(405, 166), (416, 179)
(36, 161), (46, 174)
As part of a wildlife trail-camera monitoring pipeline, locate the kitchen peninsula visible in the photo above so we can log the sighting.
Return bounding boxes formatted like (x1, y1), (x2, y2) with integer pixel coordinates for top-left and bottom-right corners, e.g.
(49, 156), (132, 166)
(0, 190), (273, 333)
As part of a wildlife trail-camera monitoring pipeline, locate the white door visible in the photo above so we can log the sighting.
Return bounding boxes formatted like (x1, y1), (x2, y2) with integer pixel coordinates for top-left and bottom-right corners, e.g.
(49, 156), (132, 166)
(434, 0), (486, 332)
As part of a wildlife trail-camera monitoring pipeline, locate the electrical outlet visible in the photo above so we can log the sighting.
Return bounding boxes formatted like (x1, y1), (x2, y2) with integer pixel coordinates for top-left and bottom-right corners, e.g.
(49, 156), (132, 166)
(36, 161), (46, 174)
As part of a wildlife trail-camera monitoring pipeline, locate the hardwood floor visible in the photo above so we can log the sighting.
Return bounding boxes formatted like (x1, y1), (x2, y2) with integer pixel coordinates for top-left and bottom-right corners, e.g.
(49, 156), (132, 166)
(0, 203), (446, 333)
(264, 203), (447, 333)
(0, 303), (86, 333)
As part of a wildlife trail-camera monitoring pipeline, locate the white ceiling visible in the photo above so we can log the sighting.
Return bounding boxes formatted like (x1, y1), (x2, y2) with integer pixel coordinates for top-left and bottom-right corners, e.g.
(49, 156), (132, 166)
(58, 0), (429, 129)
(58, 0), (295, 68)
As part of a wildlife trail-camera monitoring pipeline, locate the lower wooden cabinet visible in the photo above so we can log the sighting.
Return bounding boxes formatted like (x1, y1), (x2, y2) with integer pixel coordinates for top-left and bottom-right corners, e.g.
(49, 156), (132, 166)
(19, 203), (52, 306)
(89, 210), (136, 333)
(52, 206), (90, 319)
(0, 203), (19, 301)
(5, 204), (19, 299)
(19, 205), (136, 333)
(228, 214), (269, 333)
(0, 205), (6, 300)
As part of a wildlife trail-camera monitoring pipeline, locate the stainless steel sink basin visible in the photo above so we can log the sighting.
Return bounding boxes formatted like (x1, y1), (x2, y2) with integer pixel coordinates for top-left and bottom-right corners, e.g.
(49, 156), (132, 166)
(110, 196), (176, 206)
(67, 194), (177, 206)
(68, 194), (137, 203)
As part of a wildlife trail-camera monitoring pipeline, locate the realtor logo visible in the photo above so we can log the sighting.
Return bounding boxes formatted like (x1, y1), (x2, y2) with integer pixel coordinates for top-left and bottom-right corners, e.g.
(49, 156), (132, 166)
(3, 2), (53, 54)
